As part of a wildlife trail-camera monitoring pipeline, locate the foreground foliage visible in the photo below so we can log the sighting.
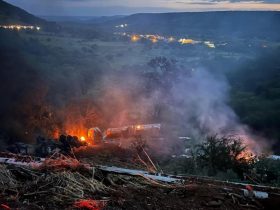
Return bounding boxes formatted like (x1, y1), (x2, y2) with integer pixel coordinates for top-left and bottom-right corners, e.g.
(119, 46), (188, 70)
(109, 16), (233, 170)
(195, 136), (253, 178)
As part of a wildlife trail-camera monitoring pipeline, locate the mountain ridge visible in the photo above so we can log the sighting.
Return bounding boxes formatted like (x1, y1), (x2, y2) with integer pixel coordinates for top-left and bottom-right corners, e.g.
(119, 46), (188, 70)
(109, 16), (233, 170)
(105, 11), (280, 39)
(0, 0), (48, 24)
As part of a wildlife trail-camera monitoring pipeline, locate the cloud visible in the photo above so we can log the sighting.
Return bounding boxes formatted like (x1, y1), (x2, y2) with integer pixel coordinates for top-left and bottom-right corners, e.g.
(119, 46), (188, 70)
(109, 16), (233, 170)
(175, 0), (280, 4)
(4, 0), (280, 16)
(211, 0), (280, 3)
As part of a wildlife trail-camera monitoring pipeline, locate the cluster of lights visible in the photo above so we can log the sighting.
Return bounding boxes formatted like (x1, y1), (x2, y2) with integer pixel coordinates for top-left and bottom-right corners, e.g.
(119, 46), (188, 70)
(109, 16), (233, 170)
(131, 34), (141, 42)
(178, 38), (195, 45)
(115, 23), (128, 28)
(204, 41), (215, 48)
(115, 32), (216, 48)
(130, 34), (165, 43)
(0, 25), (41, 31)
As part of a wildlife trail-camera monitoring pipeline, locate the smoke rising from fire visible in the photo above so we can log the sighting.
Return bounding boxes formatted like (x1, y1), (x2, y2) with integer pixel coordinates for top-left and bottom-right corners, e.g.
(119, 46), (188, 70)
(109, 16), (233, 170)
(0, 32), (268, 154)
(167, 68), (266, 153)
(95, 61), (266, 153)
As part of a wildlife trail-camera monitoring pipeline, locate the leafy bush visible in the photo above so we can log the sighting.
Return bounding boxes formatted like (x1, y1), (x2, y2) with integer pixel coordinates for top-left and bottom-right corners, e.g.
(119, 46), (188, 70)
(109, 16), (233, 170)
(254, 158), (280, 185)
(195, 135), (253, 178)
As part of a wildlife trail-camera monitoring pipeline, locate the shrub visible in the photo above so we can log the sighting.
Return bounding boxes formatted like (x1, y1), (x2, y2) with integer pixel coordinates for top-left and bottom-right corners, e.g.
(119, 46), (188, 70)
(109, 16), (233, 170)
(195, 135), (253, 178)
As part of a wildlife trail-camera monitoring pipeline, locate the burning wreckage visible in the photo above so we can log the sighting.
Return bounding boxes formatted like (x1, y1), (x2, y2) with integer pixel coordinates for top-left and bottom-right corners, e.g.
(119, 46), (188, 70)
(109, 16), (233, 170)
(1, 124), (280, 209)
(6, 123), (161, 157)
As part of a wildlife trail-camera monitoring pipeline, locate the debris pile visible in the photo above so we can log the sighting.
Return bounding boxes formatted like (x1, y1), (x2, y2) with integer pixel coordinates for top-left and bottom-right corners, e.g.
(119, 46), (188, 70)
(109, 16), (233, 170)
(21, 171), (108, 206)
(36, 153), (90, 172)
(0, 156), (108, 209)
(0, 152), (279, 209)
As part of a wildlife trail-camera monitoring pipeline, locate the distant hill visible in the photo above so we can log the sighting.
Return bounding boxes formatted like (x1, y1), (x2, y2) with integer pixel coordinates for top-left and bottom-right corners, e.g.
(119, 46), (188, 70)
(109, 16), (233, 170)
(106, 11), (280, 40)
(41, 15), (125, 24)
(0, 0), (57, 30)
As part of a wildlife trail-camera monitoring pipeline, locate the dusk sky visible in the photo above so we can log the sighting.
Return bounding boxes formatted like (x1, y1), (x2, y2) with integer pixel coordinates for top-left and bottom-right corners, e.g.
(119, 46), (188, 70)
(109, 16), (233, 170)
(5, 0), (280, 16)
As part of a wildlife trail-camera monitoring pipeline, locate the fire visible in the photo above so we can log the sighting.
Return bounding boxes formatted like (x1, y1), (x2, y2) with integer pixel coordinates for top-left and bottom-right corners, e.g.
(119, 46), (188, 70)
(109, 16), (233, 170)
(65, 127), (87, 139)
(59, 123), (88, 143)
(136, 125), (142, 130)
(237, 150), (255, 162)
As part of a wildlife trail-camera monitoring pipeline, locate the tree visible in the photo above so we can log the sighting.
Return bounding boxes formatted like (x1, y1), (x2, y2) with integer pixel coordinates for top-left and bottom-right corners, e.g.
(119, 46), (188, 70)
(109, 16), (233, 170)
(145, 56), (178, 93)
(195, 135), (253, 177)
(254, 158), (280, 184)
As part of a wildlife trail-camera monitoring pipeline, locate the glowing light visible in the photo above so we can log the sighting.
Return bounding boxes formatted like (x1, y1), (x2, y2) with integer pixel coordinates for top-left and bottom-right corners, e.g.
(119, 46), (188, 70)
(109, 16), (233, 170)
(237, 150), (255, 162)
(131, 34), (140, 42)
(116, 32), (216, 49)
(204, 41), (215, 48)
(178, 38), (194, 45)
(115, 23), (128, 28)
(168, 37), (176, 42)
(0, 25), (41, 31)
(150, 37), (158, 43)
(80, 136), (86, 142)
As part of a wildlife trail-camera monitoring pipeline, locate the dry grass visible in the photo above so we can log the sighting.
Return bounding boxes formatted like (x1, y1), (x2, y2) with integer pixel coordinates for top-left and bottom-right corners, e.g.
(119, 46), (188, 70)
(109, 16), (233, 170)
(0, 165), (18, 192)
(22, 171), (108, 205)
(0, 156), (109, 208)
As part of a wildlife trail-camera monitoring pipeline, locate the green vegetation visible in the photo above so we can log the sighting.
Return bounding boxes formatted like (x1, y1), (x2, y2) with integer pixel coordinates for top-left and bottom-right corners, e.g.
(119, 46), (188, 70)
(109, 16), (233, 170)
(160, 135), (280, 186)
(229, 48), (280, 152)
(195, 136), (251, 177)
(254, 157), (280, 185)
(0, 0), (279, 156)
(1, 28), (280, 152)
(107, 11), (280, 40)
(1, 0), (280, 197)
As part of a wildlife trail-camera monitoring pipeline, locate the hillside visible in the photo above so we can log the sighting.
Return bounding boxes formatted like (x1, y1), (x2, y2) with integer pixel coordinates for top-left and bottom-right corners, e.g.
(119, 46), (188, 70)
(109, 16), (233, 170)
(0, 0), (57, 30)
(107, 11), (280, 40)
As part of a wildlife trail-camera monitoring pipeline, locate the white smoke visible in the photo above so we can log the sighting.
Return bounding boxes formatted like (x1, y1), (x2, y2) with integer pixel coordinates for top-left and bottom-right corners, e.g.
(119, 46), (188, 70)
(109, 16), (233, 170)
(97, 66), (267, 153)
(169, 68), (266, 153)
